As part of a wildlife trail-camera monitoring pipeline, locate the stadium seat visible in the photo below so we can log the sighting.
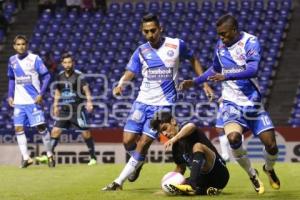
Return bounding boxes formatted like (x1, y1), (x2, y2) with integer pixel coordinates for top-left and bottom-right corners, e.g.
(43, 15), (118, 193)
(122, 2), (133, 13)
(109, 3), (120, 13)
(135, 2), (146, 13)
(149, 1), (160, 13)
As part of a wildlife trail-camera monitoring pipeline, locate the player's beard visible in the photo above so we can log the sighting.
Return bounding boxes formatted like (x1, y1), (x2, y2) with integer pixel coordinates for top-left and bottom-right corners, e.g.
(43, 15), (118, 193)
(65, 67), (74, 74)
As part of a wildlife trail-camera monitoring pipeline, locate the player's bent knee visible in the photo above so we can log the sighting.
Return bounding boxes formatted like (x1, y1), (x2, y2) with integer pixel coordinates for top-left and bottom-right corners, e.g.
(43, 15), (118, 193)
(51, 127), (62, 138)
(15, 126), (24, 133)
(265, 143), (278, 155)
(192, 143), (206, 153)
(123, 132), (138, 146)
(136, 136), (153, 154)
(227, 132), (242, 149)
(81, 131), (91, 139)
(36, 124), (46, 132)
(227, 132), (242, 143)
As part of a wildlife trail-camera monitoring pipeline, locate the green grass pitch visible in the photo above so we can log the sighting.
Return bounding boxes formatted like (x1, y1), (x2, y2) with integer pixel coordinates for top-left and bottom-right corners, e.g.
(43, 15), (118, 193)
(0, 163), (299, 200)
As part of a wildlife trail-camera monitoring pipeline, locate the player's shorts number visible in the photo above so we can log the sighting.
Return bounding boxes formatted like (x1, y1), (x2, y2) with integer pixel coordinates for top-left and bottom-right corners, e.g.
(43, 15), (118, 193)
(262, 115), (271, 126)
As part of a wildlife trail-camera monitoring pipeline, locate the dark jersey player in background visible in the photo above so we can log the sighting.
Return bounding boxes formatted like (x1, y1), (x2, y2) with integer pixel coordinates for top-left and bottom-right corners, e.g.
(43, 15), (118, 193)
(150, 111), (229, 195)
(36, 53), (97, 166)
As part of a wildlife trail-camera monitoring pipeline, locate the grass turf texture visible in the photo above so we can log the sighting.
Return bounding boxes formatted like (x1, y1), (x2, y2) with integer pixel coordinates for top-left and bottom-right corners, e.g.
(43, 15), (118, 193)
(0, 163), (299, 200)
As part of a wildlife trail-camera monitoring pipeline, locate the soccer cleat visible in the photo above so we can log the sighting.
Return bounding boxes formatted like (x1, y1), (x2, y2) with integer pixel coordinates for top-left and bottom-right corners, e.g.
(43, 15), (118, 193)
(263, 165), (280, 190)
(101, 182), (122, 191)
(168, 184), (196, 195)
(87, 158), (97, 166)
(128, 164), (143, 182)
(250, 169), (265, 194)
(206, 187), (222, 196)
(48, 156), (56, 168)
(20, 158), (34, 168)
(35, 155), (48, 164)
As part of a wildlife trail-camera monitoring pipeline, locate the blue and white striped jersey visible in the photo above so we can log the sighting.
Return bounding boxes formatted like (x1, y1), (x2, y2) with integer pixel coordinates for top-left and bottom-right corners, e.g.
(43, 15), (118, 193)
(214, 32), (261, 106)
(127, 37), (193, 106)
(7, 53), (48, 105)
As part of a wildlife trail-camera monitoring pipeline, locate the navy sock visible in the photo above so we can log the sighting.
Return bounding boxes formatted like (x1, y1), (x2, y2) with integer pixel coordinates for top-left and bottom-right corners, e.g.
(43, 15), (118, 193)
(84, 137), (96, 160)
(189, 152), (205, 190)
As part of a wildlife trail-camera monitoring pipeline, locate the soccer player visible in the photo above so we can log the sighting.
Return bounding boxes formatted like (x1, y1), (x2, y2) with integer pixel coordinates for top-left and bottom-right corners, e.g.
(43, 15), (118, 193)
(180, 14), (280, 194)
(150, 111), (229, 195)
(37, 53), (97, 166)
(102, 13), (214, 191)
(7, 35), (54, 168)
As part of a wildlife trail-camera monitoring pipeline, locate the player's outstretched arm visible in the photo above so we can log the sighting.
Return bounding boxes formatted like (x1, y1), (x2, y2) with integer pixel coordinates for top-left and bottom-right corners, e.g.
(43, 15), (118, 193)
(113, 70), (135, 96)
(164, 123), (197, 151)
(189, 56), (215, 101)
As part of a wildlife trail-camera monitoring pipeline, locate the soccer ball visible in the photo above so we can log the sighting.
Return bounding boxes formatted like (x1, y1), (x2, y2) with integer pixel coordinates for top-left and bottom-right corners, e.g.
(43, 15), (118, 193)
(161, 171), (185, 195)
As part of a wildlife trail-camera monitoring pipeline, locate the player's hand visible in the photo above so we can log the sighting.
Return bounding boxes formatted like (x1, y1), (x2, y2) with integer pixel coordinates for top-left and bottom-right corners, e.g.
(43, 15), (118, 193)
(113, 86), (123, 96)
(178, 80), (194, 91)
(86, 100), (93, 113)
(203, 84), (215, 102)
(164, 137), (175, 151)
(53, 105), (59, 117)
(8, 97), (14, 107)
(35, 95), (43, 104)
(208, 73), (225, 82)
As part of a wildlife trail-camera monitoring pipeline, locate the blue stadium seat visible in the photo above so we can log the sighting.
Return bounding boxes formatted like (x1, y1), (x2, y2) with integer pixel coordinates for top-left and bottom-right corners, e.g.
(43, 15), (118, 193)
(135, 2), (146, 13)
(122, 2), (133, 13)
(149, 1), (160, 13)
(267, 0), (278, 11)
(109, 3), (120, 13)
(215, 0), (225, 11)
(175, 1), (186, 12)
(241, 0), (252, 10)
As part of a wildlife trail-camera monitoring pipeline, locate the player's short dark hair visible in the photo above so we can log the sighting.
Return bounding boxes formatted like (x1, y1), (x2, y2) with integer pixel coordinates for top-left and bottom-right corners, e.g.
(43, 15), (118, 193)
(61, 53), (73, 62)
(141, 13), (160, 26)
(216, 14), (238, 30)
(150, 111), (173, 131)
(13, 35), (28, 44)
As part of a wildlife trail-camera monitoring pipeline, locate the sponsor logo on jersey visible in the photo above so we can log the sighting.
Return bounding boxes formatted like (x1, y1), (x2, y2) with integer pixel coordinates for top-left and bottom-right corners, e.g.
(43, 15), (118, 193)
(167, 50), (174, 57)
(16, 75), (32, 84)
(147, 67), (173, 81)
(222, 66), (245, 74)
(165, 43), (177, 49)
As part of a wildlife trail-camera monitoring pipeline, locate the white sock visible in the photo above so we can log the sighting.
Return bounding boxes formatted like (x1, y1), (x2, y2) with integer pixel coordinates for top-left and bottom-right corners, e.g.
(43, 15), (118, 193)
(114, 157), (143, 185)
(263, 148), (278, 171)
(219, 134), (230, 160)
(39, 129), (53, 157)
(232, 145), (255, 177)
(16, 132), (30, 160)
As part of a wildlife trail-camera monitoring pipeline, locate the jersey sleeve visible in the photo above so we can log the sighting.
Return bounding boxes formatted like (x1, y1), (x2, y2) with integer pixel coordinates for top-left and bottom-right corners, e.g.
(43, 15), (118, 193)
(35, 55), (49, 76)
(179, 39), (194, 60)
(245, 36), (261, 63)
(224, 37), (260, 80)
(126, 49), (142, 74)
(211, 42), (222, 73)
(7, 59), (15, 79)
